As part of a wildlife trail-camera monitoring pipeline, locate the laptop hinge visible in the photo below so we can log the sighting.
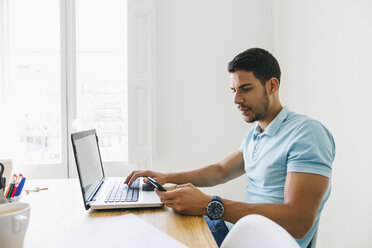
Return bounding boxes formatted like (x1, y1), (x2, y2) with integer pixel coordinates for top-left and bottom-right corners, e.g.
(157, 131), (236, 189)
(87, 179), (104, 202)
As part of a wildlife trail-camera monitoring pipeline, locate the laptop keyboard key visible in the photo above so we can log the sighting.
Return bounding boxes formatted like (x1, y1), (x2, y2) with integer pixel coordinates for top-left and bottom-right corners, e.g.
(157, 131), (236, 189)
(105, 179), (140, 203)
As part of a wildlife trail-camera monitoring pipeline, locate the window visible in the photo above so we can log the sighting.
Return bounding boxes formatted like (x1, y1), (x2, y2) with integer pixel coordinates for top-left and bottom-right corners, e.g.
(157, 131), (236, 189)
(0, 0), (62, 167)
(0, 0), (154, 178)
(75, 0), (128, 162)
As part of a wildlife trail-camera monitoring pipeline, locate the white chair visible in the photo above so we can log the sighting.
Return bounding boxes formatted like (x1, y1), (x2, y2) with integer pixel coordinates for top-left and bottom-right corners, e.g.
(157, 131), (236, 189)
(221, 214), (300, 248)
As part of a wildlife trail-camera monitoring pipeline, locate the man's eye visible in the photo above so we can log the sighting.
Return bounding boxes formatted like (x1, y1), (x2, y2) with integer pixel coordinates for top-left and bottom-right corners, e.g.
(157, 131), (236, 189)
(243, 88), (252, 91)
(231, 89), (236, 93)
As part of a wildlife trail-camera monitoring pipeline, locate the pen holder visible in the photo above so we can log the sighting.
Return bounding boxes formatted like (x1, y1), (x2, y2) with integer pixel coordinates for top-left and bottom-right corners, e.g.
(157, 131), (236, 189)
(0, 160), (12, 187)
(0, 188), (7, 204)
(7, 195), (21, 203)
(0, 190), (21, 205)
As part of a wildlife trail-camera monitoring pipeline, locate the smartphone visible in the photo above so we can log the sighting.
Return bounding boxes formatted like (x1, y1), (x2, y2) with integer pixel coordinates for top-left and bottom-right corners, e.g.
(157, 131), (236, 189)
(147, 177), (166, 192)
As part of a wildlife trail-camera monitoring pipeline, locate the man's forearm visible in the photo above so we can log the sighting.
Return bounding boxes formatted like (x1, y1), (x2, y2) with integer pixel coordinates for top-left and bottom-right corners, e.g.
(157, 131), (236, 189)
(222, 199), (314, 239)
(165, 163), (224, 187)
(164, 151), (245, 187)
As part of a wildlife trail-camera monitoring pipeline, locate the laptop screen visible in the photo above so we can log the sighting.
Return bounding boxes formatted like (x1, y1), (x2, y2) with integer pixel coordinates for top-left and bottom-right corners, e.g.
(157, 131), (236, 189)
(71, 130), (104, 202)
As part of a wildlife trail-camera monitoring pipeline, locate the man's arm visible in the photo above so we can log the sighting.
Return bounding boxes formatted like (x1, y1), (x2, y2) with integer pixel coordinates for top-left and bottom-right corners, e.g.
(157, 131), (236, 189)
(167, 150), (245, 186)
(125, 150), (245, 187)
(222, 172), (329, 238)
(156, 172), (329, 239)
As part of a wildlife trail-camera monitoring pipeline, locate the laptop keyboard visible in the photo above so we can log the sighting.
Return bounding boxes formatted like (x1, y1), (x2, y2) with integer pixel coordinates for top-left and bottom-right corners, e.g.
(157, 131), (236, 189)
(105, 179), (140, 203)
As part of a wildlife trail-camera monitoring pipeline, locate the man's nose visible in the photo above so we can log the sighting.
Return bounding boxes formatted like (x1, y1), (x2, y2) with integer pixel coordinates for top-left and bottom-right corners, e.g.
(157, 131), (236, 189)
(234, 92), (244, 104)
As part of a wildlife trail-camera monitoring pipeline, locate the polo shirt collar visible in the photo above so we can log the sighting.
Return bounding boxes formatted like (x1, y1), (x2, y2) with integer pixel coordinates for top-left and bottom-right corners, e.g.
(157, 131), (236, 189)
(253, 106), (290, 138)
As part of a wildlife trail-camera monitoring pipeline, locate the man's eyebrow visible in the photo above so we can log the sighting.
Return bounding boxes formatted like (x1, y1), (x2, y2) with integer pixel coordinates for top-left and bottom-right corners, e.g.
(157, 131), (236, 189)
(230, 83), (254, 90)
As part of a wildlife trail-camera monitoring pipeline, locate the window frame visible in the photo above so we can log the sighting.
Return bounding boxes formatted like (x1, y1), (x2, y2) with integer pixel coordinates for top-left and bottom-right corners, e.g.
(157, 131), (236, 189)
(0, 0), (155, 179)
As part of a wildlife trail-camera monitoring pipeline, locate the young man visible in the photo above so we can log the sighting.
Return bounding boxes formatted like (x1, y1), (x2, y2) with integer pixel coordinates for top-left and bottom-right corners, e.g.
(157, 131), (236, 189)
(125, 48), (335, 248)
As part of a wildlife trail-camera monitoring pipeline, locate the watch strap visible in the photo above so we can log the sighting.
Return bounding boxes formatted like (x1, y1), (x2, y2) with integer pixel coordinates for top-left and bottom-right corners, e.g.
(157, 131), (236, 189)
(211, 195), (222, 203)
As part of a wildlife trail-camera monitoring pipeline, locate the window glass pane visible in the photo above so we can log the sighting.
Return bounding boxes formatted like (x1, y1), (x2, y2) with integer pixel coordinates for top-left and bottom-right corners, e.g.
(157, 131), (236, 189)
(9, 0), (60, 51)
(0, 0), (61, 165)
(76, 0), (128, 162)
(77, 0), (126, 52)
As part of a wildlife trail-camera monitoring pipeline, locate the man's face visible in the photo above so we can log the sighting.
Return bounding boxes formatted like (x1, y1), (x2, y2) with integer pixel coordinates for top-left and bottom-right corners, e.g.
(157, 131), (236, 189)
(230, 71), (269, 123)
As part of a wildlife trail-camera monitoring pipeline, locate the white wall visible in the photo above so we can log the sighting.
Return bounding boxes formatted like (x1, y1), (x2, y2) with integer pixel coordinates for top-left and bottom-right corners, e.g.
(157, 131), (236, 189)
(153, 0), (274, 200)
(274, 0), (372, 247)
(152, 0), (371, 247)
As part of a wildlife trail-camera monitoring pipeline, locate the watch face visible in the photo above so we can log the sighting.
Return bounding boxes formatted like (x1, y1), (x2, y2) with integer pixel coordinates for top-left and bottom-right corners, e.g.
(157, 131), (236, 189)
(207, 201), (224, 220)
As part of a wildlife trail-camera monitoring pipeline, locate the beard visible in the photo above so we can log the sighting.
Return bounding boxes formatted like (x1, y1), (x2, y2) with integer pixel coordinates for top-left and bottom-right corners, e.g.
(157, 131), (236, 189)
(241, 88), (269, 123)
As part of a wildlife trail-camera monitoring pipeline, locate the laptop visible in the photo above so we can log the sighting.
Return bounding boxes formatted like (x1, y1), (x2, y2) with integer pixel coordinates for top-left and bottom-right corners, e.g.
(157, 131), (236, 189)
(71, 129), (164, 210)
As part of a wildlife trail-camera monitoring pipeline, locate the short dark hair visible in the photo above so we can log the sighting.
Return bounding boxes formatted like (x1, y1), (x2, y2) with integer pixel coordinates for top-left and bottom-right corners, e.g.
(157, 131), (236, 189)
(228, 48), (281, 86)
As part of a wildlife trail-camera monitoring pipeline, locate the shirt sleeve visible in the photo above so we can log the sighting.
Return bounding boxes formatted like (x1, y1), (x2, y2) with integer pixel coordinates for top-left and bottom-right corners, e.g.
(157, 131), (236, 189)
(286, 120), (336, 178)
(239, 128), (254, 153)
(239, 135), (247, 153)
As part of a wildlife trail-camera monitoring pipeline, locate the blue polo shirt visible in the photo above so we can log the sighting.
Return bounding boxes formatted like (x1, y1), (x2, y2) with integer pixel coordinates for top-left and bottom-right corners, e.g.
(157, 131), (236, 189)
(238, 106), (335, 248)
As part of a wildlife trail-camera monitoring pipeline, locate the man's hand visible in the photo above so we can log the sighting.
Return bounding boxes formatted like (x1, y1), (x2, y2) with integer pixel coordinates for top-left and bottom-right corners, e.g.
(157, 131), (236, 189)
(124, 170), (167, 186)
(155, 183), (212, 216)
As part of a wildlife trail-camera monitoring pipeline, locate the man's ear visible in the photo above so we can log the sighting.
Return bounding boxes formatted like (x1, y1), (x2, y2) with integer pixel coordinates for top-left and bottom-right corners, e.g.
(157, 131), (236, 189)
(266, 77), (279, 94)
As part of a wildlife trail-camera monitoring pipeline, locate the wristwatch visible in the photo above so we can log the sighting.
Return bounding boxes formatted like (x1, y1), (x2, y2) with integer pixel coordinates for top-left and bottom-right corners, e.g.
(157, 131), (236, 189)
(206, 195), (224, 220)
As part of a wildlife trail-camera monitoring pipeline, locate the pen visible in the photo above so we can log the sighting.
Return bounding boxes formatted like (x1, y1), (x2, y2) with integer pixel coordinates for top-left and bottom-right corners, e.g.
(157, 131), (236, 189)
(24, 187), (48, 193)
(10, 173), (22, 198)
(4, 184), (10, 197)
(14, 177), (26, 196)
(6, 174), (17, 198)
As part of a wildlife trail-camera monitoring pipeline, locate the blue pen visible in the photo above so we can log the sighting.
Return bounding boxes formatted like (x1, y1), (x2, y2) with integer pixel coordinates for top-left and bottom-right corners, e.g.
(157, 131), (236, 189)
(14, 177), (26, 196)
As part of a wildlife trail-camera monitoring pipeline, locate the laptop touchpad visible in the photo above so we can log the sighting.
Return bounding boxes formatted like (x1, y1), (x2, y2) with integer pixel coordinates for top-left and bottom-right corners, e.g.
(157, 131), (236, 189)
(142, 183), (155, 191)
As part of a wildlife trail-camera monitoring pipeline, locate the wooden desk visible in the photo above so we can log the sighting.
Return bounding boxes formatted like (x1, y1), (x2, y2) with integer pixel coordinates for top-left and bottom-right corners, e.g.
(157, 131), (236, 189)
(21, 179), (217, 248)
